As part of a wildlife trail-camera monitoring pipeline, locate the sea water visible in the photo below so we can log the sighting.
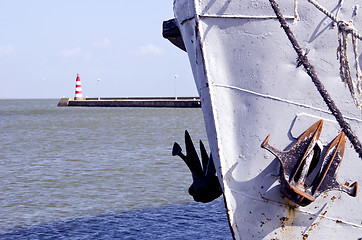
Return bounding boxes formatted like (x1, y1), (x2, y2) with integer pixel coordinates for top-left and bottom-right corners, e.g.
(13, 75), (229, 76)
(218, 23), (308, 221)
(0, 99), (231, 239)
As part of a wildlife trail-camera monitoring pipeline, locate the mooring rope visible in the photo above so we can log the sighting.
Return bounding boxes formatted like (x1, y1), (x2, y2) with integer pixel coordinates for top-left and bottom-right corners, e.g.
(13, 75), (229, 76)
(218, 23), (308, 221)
(294, 0), (299, 21)
(304, 0), (362, 110)
(338, 21), (362, 109)
(307, 0), (362, 40)
(269, 0), (362, 159)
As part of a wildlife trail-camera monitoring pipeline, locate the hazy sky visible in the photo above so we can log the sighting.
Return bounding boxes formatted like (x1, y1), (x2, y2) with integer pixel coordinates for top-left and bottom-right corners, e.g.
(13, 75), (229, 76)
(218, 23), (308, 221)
(0, 1), (197, 99)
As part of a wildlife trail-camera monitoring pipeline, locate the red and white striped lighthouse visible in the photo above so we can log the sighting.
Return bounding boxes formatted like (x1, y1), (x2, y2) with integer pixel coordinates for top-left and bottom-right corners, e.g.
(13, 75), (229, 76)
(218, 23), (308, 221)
(74, 74), (83, 100)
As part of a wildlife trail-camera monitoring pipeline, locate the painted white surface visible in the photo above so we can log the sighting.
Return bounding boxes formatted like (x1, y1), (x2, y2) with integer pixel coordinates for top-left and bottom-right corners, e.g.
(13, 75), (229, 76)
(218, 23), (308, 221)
(174, 0), (362, 239)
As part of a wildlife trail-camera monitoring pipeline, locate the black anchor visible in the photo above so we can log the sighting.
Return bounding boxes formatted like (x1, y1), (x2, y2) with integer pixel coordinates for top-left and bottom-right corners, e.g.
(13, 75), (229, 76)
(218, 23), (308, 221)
(172, 130), (222, 203)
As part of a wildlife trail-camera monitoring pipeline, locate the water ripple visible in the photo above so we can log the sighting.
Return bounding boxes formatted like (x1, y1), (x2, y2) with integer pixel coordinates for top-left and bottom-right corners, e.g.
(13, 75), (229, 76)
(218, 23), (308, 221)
(0, 100), (231, 238)
(0, 200), (232, 240)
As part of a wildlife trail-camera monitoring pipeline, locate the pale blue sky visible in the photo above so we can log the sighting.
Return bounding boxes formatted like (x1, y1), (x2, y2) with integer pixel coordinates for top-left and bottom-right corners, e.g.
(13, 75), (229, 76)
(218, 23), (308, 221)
(0, 1), (197, 99)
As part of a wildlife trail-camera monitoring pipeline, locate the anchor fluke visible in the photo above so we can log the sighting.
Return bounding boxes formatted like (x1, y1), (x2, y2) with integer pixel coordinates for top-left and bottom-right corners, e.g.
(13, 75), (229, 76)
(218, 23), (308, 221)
(172, 142), (183, 157)
(312, 132), (358, 198)
(172, 130), (222, 203)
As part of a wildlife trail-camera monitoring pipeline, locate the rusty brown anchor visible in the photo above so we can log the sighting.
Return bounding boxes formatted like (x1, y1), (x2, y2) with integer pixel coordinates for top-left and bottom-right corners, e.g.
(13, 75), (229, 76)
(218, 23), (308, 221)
(261, 120), (358, 206)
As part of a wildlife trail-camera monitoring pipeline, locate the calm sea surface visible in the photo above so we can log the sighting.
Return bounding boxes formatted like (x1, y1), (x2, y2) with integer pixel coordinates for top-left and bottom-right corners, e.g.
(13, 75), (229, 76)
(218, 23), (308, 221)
(0, 99), (231, 239)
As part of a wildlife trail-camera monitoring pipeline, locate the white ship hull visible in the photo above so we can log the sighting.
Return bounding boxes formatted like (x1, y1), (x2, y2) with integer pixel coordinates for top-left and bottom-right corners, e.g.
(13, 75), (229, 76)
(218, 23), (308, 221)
(172, 0), (362, 239)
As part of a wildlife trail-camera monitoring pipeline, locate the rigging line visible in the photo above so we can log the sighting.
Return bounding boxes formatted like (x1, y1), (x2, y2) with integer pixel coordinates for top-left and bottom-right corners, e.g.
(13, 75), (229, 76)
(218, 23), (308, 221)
(337, 24), (362, 109)
(269, 0), (362, 159)
(306, 0), (362, 104)
(294, 0), (299, 21)
(307, 0), (362, 41)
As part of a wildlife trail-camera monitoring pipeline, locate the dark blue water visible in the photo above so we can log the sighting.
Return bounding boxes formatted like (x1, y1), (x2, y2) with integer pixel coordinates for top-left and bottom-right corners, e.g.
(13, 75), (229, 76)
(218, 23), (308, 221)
(0, 99), (232, 239)
(0, 200), (231, 240)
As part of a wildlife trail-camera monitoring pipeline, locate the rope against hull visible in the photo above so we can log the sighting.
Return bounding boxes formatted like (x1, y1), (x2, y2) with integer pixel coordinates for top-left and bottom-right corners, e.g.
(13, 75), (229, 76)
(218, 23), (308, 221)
(269, 0), (362, 159)
(337, 22), (362, 109)
(307, 0), (362, 41)
(306, 0), (362, 109)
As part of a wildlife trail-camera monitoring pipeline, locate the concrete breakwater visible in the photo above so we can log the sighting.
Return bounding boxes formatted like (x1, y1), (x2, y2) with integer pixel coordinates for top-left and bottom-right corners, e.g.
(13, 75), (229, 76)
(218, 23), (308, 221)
(57, 97), (201, 108)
